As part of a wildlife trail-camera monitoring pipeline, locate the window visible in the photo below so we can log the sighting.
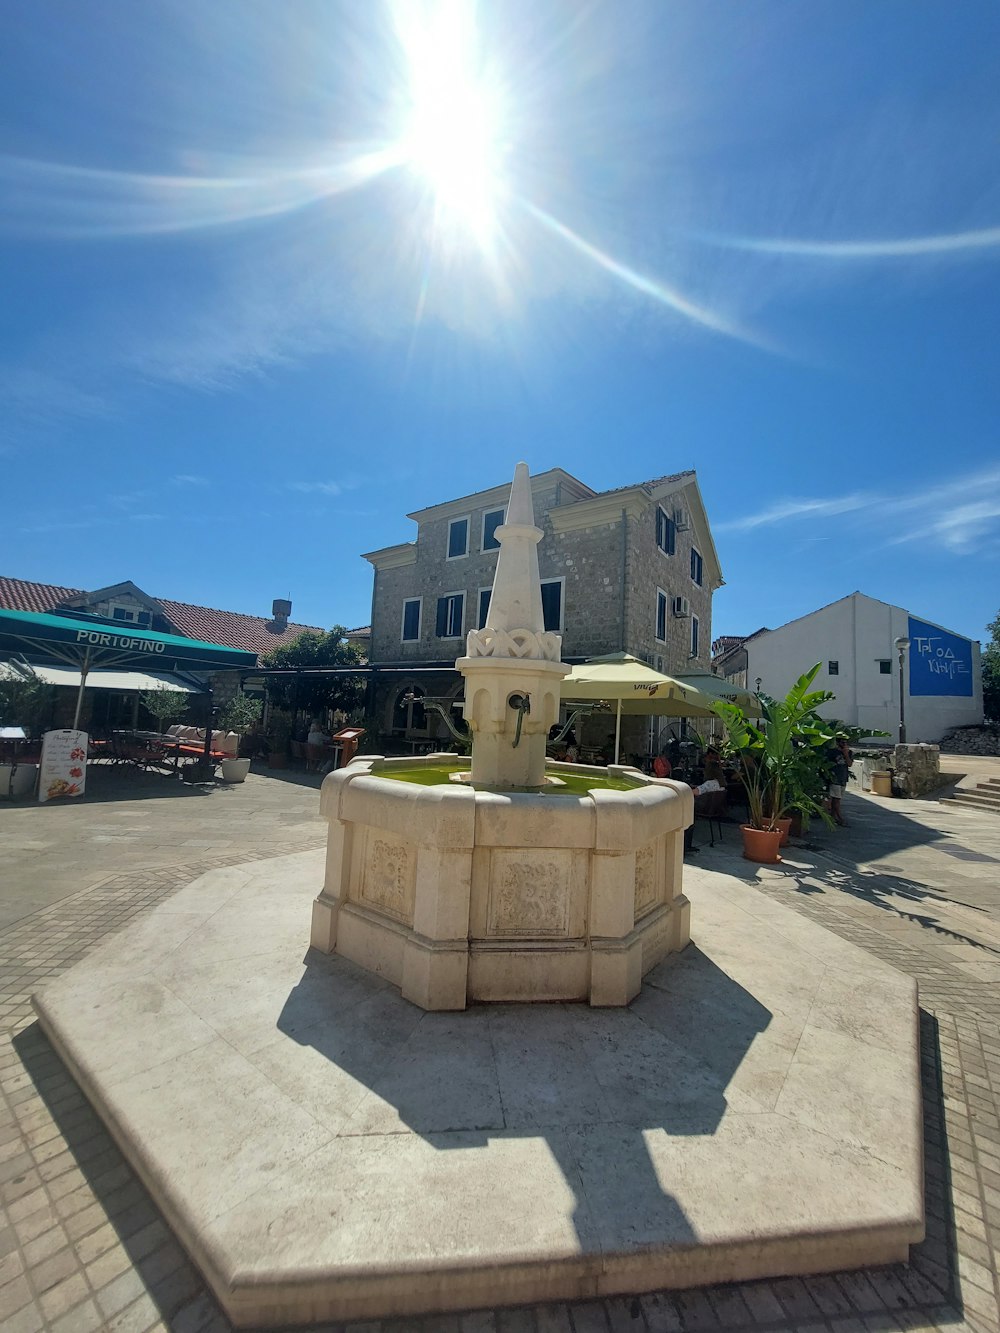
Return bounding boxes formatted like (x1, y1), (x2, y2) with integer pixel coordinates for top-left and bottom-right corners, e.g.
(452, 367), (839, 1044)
(655, 589), (668, 643)
(112, 607), (137, 622)
(436, 592), (465, 638)
(447, 516), (469, 559)
(482, 507), (504, 551)
(690, 548), (703, 586)
(401, 598), (421, 642)
(477, 588), (491, 629)
(690, 615), (700, 658)
(878, 659), (891, 674)
(656, 506), (676, 556)
(828, 660), (839, 675)
(540, 579), (563, 632)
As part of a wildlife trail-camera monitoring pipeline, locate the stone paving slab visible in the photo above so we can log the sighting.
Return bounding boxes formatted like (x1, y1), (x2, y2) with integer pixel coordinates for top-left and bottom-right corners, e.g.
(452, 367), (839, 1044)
(2, 762), (1000, 1330)
(32, 849), (923, 1326)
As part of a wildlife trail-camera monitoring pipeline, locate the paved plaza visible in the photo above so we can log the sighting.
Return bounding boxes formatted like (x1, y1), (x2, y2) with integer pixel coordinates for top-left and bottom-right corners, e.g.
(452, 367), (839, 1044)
(2, 760), (1000, 1332)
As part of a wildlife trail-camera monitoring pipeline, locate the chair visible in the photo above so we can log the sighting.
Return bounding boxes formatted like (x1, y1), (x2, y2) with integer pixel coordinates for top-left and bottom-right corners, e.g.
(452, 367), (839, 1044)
(694, 788), (727, 847)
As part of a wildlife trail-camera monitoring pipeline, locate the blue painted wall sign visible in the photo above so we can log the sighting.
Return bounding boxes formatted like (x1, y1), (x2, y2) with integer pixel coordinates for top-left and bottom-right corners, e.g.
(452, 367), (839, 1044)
(908, 617), (973, 697)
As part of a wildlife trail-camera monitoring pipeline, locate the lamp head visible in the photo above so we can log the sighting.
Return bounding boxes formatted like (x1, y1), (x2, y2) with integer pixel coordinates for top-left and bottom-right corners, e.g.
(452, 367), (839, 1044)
(893, 636), (911, 652)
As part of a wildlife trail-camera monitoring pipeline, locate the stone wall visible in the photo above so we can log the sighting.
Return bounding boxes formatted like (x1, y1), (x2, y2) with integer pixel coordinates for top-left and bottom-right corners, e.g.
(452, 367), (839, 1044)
(624, 488), (713, 674)
(892, 743), (942, 797)
(939, 724), (1000, 756)
(370, 485), (714, 675)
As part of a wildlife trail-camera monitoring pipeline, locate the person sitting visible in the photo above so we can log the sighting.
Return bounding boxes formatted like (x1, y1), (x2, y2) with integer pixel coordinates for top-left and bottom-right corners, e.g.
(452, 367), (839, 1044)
(307, 718), (329, 746)
(702, 747), (725, 785)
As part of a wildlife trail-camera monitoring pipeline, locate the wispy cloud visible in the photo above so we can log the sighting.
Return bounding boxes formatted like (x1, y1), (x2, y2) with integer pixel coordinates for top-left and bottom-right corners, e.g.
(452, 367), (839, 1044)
(719, 466), (1000, 557)
(694, 226), (1000, 261)
(171, 474), (208, 487)
(716, 493), (874, 533)
(286, 480), (353, 496)
(882, 466), (1000, 554)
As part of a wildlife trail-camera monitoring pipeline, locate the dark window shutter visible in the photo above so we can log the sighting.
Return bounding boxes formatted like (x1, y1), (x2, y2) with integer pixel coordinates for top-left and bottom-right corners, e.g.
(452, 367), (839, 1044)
(436, 598), (448, 637)
(541, 581), (561, 631)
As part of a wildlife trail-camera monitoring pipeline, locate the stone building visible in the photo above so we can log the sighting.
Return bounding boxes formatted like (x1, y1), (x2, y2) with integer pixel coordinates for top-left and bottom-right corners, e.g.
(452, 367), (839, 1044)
(363, 467), (723, 756)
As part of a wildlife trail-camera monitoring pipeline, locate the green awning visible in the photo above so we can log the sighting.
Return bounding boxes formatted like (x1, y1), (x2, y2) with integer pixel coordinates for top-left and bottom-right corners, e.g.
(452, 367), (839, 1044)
(0, 608), (257, 674)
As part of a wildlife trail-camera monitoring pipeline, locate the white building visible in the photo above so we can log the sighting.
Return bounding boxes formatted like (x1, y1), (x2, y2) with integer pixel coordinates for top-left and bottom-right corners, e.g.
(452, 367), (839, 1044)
(717, 592), (982, 743)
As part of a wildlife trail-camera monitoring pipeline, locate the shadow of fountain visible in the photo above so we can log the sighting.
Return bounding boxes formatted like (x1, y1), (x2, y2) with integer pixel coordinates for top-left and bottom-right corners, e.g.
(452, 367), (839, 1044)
(274, 942), (772, 1251)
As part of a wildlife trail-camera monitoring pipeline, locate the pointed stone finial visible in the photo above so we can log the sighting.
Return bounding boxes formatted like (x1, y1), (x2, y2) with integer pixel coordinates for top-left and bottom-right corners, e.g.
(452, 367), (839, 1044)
(481, 462), (545, 639)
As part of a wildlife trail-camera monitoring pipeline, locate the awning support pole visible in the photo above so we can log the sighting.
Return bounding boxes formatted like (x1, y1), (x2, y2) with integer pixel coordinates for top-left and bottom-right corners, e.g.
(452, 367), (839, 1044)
(614, 698), (622, 765)
(73, 649), (90, 731)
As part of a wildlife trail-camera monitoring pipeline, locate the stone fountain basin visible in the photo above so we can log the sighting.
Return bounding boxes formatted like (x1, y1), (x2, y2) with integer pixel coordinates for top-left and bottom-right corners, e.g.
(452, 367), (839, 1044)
(311, 754), (693, 1011)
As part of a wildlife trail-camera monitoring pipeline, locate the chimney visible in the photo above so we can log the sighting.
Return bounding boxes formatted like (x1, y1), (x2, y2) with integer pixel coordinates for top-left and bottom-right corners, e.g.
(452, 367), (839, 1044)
(271, 598), (291, 630)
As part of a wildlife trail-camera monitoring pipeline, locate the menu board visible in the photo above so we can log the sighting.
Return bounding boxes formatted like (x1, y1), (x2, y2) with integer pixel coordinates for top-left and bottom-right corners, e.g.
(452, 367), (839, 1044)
(39, 729), (88, 803)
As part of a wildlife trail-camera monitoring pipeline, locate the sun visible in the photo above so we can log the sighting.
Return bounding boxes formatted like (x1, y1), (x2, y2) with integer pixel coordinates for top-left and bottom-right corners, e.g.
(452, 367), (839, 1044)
(393, 0), (504, 245)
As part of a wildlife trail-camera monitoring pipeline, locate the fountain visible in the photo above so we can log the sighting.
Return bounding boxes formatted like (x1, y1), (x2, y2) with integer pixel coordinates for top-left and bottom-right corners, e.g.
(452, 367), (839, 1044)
(310, 462), (692, 1009)
(29, 465), (922, 1330)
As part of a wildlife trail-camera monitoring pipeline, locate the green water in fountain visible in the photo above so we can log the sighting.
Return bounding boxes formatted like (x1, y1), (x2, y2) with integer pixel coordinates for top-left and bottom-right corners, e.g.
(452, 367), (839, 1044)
(376, 761), (640, 795)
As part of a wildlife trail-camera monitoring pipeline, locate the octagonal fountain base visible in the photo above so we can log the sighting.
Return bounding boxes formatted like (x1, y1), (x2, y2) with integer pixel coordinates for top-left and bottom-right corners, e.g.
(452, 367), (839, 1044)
(33, 848), (923, 1329)
(310, 754), (693, 1011)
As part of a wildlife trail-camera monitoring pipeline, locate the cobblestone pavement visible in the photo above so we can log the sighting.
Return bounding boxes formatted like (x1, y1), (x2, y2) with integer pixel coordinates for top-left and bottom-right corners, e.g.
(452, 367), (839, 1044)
(2, 759), (1000, 1332)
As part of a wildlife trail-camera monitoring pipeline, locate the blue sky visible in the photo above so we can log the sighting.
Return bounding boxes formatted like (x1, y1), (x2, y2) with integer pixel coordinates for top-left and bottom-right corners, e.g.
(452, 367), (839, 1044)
(3, 0), (999, 646)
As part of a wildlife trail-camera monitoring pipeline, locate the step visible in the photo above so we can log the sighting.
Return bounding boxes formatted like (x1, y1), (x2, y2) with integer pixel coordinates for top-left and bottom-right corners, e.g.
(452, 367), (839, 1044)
(968, 786), (1000, 803)
(978, 778), (1000, 790)
(942, 793), (1000, 813)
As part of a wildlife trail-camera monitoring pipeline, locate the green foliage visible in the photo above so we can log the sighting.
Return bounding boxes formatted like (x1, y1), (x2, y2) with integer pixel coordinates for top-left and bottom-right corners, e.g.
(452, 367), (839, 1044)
(261, 627), (366, 718)
(140, 687), (190, 734)
(984, 609), (1000, 723)
(0, 663), (58, 737)
(217, 691), (263, 735)
(712, 663), (836, 830)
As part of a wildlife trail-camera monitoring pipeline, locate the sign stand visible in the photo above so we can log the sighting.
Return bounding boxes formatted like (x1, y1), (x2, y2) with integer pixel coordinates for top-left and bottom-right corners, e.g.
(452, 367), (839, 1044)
(39, 729), (88, 803)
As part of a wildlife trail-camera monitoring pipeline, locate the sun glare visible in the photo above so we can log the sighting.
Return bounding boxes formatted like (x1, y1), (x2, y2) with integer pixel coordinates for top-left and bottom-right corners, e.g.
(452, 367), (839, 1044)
(393, 0), (504, 245)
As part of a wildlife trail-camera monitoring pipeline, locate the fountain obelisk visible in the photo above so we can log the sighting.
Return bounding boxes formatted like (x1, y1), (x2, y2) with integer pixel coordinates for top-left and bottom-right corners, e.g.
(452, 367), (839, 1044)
(456, 462), (570, 788)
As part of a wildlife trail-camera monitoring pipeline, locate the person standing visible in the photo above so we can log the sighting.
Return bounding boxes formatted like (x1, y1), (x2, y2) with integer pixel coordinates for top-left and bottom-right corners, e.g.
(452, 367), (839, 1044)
(828, 736), (853, 826)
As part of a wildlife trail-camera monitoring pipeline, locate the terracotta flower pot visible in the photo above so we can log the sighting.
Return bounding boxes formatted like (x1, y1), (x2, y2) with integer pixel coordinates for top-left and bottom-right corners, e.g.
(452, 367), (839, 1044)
(774, 817), (792, 846)
(741, 825), (783, 864)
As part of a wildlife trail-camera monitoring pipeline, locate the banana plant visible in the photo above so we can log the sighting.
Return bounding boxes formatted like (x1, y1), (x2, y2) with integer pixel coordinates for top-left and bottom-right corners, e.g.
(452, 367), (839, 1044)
(712, 663), (835, 831)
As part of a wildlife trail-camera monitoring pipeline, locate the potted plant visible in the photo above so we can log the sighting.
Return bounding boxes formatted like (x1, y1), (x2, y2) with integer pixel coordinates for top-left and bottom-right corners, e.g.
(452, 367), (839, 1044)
(266, 711), (293, 769)
(140, 686), (190, 737)
(713, 664), (834, 863)
(216, 692), (263, 782)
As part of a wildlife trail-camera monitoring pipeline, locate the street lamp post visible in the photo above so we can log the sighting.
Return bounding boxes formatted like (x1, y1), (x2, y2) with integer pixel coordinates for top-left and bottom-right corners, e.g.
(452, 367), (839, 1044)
(893, 636), (910, 744)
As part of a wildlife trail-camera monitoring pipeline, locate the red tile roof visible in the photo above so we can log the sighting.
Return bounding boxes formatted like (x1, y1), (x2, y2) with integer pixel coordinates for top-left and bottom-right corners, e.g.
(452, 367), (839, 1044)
(0, 576), (322, 660)
(158, 598), (321, 657)
(0, 576), (82, 615)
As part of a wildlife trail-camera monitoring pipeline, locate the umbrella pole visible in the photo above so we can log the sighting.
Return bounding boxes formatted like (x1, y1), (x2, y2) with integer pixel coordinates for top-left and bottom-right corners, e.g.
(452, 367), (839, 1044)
(614, 698), (622, 765)
(73, 649), (90, 731)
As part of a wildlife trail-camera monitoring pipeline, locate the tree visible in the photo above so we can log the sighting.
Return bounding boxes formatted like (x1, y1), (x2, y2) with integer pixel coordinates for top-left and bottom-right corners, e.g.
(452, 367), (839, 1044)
(140, 686), (190, 735)
(984, 609), (1000, 723)
(0, 663), (57, 738)
(261, 627), (366, 719)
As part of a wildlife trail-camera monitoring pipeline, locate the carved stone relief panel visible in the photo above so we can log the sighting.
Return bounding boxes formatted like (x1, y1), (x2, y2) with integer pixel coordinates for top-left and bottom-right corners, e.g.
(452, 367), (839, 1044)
(359, 830), (415, 924)
(486, 850), (572, 937)
(634, 840), (659, 919)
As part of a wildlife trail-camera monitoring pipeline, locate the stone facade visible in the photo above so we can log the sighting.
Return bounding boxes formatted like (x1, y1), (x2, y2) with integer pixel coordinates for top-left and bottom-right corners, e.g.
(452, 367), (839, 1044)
(892, 743), (942, 797)
(364, 468), (722, 749)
